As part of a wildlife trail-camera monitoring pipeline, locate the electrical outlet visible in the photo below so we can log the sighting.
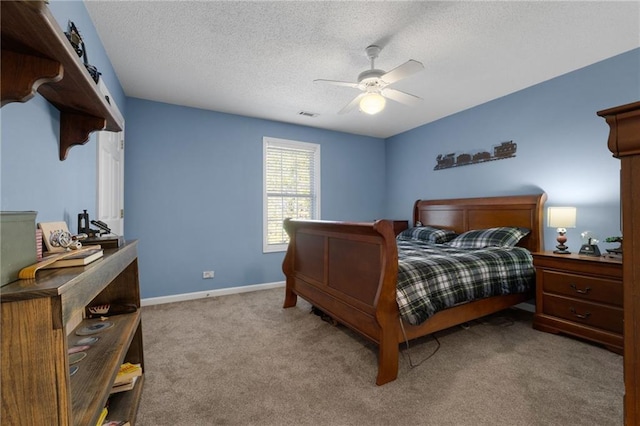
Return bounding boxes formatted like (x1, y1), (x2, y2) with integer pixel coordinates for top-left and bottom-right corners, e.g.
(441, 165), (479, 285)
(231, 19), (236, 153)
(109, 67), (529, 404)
(202, 271), (214, 279)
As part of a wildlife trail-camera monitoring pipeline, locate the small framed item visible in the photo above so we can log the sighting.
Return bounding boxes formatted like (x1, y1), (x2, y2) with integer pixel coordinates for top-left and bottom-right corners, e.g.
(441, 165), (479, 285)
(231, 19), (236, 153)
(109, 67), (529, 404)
(38, 221), (71, 253)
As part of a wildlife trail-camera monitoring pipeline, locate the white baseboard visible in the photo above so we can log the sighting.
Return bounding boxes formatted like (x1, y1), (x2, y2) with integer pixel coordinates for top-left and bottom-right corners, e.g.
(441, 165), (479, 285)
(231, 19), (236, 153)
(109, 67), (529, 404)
(141, 281), (285, 307)
(141, 282), (537, 314)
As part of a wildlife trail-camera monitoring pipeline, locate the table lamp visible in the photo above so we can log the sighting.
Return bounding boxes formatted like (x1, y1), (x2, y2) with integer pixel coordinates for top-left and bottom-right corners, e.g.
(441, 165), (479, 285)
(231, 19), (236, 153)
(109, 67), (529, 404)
(547, 207), (577, 254)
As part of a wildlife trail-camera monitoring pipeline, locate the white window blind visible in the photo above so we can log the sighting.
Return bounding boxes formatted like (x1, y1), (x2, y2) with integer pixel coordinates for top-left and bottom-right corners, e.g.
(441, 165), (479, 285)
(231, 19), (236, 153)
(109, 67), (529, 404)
(263, 137), (320, 253)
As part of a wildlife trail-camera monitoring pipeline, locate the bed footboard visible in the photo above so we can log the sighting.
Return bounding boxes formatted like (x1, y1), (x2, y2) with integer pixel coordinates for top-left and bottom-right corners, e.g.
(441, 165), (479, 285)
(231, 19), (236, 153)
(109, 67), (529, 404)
(282, 218), (401, 385)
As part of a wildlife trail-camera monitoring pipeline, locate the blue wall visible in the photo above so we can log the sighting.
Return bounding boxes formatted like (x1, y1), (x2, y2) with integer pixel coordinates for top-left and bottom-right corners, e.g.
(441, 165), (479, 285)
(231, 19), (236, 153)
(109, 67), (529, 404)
(1, 0), (125, 224)
(124, 98), (385, 298)
(386, 48), (639, 253)
(2, 0), (638, 299)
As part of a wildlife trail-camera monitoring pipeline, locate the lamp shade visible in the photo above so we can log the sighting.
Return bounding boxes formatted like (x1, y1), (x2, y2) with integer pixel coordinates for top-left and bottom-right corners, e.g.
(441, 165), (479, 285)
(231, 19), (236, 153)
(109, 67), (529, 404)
(547, 207), (577, 228)
(359, 93), (386, 115)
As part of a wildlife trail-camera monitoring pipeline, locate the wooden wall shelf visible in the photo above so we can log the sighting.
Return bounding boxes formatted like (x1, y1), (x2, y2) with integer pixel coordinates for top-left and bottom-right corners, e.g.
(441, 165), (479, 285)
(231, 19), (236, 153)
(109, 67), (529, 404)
(0, 0), (123, 160)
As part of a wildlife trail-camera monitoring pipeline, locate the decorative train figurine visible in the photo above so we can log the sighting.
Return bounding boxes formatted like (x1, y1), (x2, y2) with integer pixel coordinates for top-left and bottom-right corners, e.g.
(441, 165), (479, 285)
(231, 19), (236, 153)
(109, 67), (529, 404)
(434, 141), (517, 170)
(64, 20), (101, 83)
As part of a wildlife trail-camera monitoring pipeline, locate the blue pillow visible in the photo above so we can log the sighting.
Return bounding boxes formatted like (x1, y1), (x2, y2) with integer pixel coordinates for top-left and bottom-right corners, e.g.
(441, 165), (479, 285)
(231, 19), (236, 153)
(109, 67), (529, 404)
(447, 227), (530, 248)
(397, 226), (457, 244)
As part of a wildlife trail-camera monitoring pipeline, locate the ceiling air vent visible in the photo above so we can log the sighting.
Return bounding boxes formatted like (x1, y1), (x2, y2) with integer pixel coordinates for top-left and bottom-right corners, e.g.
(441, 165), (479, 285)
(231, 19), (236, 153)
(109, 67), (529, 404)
(298, 111), (318, 118)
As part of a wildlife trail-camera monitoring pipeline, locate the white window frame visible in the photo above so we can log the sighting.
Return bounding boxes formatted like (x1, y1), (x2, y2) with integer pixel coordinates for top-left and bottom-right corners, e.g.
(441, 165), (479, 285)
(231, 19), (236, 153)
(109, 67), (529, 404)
(263, 137), (321, 253)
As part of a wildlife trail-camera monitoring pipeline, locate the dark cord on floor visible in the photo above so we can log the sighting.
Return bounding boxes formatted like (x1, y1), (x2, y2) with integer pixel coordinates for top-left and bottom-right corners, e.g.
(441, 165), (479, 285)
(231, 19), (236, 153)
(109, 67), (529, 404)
(399, 318), (441, 369)
(398, 311), (517, 368)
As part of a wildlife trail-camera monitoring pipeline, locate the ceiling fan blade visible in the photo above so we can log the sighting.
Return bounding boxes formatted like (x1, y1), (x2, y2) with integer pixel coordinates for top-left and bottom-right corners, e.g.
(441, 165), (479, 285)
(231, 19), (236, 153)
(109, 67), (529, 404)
(338, 93), (366, 114)
(314, 79), (360, 89)
(381, 88), (422, 106)
(380, 60), (424, 85)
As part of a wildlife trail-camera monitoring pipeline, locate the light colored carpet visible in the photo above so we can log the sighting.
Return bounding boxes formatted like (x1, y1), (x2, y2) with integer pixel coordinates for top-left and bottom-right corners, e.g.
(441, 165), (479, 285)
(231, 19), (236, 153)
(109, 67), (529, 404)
(136, 288), (623, 425)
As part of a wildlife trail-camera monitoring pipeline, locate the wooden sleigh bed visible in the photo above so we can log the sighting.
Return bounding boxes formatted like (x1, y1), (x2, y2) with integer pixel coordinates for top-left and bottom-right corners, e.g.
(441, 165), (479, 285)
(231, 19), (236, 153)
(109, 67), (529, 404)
(282, 193), (547, 385)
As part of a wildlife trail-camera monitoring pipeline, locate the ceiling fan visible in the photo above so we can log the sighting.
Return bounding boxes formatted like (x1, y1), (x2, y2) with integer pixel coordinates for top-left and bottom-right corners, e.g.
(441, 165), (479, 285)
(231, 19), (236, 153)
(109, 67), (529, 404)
(315, 45), (424, 115)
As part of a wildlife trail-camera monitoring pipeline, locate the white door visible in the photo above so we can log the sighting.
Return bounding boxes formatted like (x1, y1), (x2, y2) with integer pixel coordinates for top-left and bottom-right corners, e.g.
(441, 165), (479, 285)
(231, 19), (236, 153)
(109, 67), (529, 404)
(96, 128), (124, 236)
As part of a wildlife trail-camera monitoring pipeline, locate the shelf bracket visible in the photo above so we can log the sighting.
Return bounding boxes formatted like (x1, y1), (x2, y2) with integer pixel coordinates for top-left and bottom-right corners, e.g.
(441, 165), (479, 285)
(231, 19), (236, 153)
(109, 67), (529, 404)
(1, 48), (63, 107)
(60, 111), (106, 161)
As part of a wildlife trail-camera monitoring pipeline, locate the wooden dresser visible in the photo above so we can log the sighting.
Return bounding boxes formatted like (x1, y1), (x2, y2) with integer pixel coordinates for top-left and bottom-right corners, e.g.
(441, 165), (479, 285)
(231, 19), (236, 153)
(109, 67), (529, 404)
(1, 241), (144, 425)
(532, 251), (623, 353)
(598, 101), (640, 424)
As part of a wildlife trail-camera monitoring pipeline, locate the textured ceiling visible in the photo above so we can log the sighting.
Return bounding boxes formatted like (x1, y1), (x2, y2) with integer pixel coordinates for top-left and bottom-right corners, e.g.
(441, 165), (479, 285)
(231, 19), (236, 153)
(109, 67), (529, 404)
(85, 1), (640, 139)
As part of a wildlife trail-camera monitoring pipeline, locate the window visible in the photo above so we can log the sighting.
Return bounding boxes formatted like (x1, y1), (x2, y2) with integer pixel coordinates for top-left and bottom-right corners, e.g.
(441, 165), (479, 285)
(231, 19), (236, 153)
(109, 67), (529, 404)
(263, 137), (320, 253)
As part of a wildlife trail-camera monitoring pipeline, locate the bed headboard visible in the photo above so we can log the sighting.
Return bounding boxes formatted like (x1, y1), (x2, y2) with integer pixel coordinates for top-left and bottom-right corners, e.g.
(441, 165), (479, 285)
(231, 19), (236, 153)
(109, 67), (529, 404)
(413, 193), (547, 252)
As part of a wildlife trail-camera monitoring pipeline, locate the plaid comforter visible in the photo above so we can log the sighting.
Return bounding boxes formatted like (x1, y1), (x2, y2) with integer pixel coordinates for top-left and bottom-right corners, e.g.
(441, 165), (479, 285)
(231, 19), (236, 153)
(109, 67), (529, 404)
(395, 239), (534, 326)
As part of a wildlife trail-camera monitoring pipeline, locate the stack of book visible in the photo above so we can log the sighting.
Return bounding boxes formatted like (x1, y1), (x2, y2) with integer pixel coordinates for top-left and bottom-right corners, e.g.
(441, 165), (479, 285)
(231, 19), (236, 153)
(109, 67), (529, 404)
(110, 362), (142, 394)
(42, 248), (104, 269)
(83, 235), (125, 249)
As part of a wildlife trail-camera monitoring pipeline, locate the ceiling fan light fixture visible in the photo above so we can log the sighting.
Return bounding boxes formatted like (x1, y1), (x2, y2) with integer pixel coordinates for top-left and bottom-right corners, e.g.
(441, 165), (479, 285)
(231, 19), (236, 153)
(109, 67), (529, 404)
(359, 93), (386, 115)
(317, 45), (424, 115)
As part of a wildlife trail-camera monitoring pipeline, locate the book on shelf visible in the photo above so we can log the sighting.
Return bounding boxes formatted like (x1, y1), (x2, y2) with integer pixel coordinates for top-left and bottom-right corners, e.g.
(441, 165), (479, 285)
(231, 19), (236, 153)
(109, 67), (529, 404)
(83, 235), (125, 249)
(110, 375), (139, 394)
(113, 362), (142, 387)
(42, 248), (103, 269)
(96, 406), (108, 426)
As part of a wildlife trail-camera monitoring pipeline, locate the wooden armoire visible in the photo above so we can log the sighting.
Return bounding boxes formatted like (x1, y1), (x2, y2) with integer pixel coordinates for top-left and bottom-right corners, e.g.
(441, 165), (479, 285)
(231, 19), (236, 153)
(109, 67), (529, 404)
(598, 101), (640, 425)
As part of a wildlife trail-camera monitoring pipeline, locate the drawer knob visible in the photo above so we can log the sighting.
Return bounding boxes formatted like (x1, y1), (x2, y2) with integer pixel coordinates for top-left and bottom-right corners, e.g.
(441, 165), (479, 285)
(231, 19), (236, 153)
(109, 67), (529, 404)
(570, 307), (591, 320)
(570, 283), (591, 295)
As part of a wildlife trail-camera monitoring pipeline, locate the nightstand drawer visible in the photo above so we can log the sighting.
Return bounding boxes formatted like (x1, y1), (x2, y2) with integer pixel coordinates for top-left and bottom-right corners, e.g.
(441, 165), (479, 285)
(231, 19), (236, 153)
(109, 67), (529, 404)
(541, 270), (622, 306)
(542, 294), (623, 334)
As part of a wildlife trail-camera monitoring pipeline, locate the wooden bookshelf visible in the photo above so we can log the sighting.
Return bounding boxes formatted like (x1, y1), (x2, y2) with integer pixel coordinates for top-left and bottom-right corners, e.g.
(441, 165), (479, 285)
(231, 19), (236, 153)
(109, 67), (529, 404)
(1, 241), (144, 425)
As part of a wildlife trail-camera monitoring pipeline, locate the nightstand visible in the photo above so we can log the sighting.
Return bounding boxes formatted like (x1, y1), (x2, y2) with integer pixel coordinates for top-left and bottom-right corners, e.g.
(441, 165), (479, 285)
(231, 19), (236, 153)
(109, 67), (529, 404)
(532, 251), (623, 354)
(392, 220), (409, 236)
